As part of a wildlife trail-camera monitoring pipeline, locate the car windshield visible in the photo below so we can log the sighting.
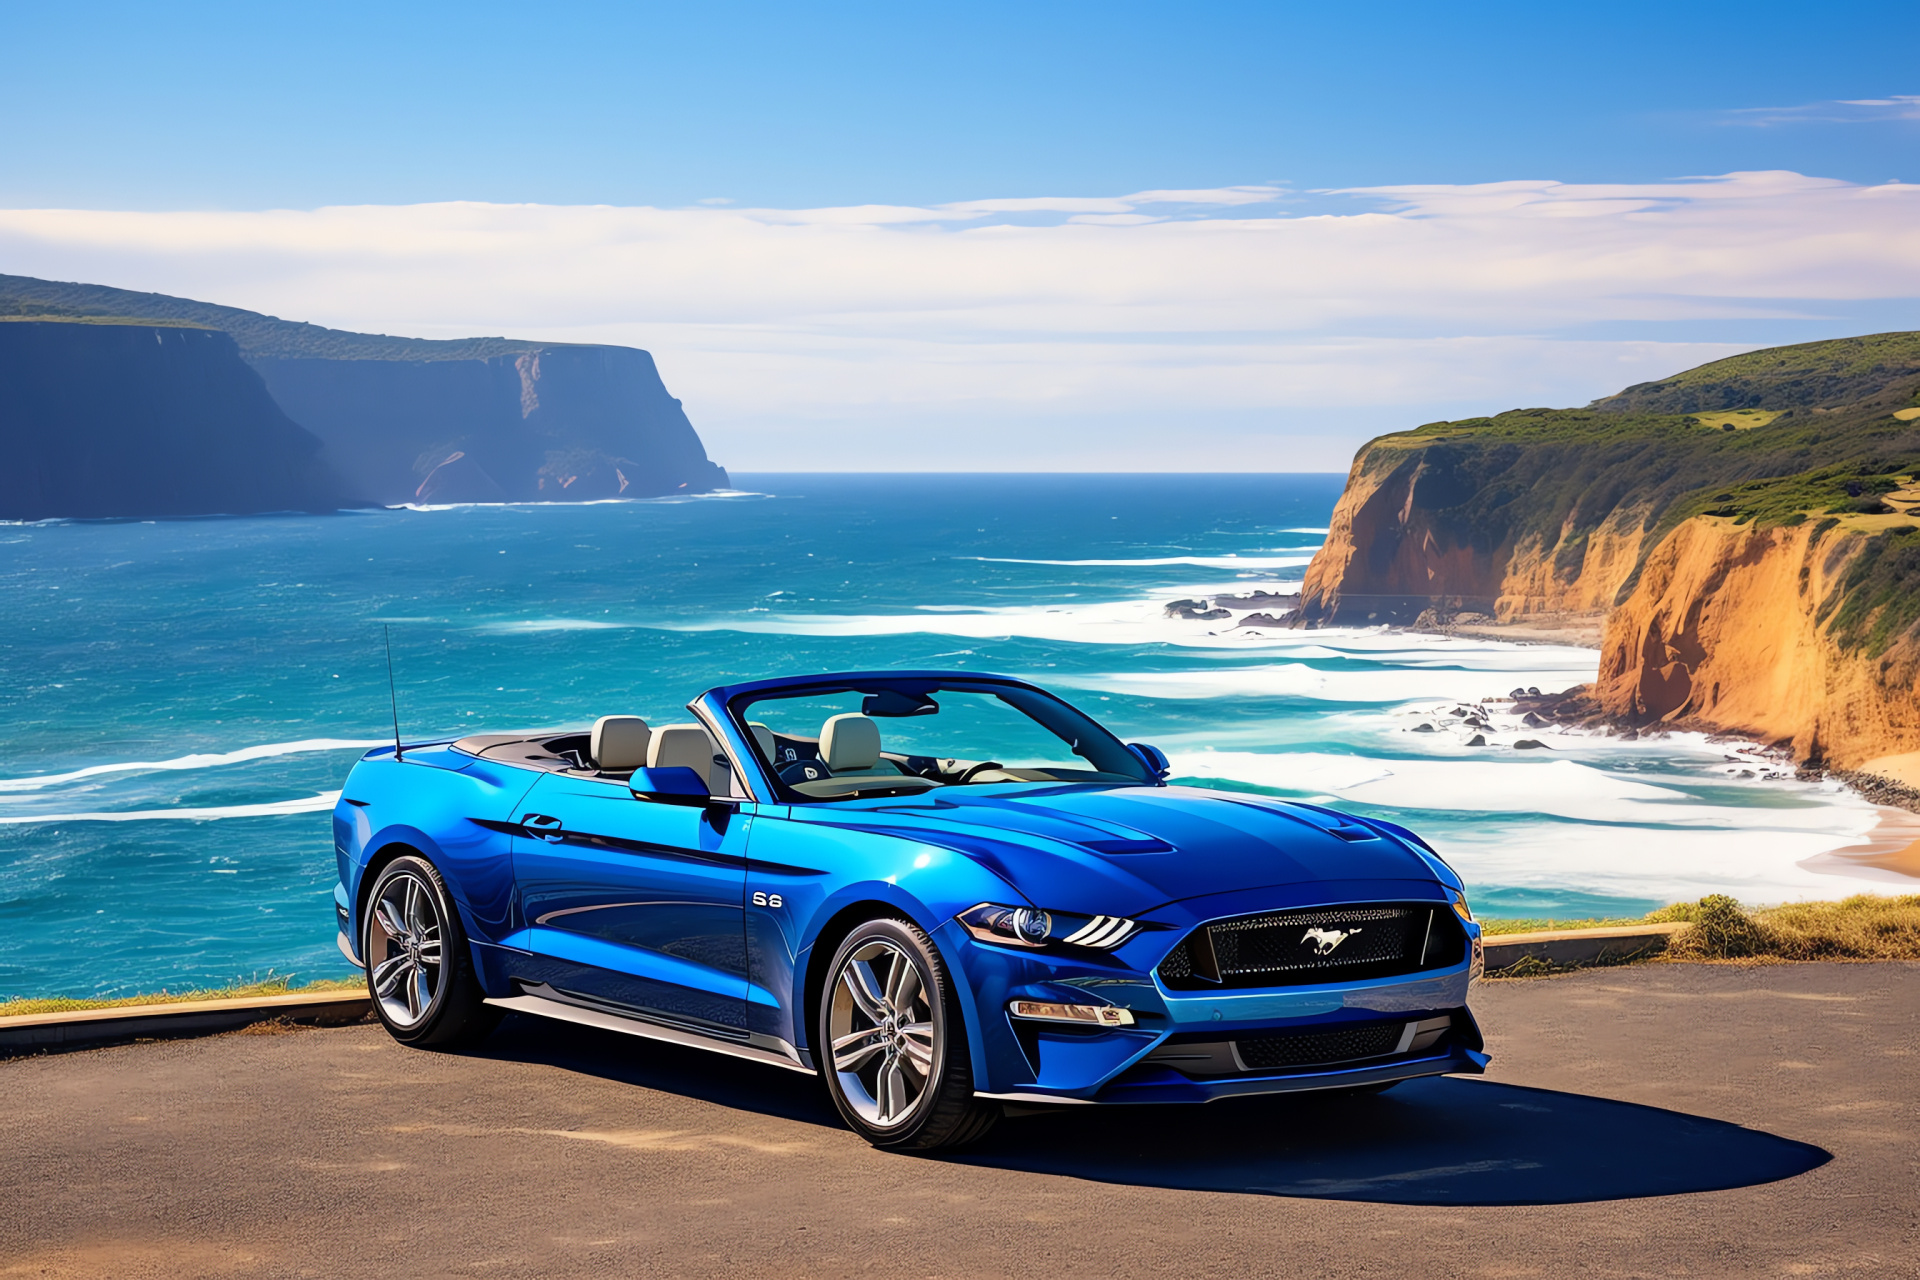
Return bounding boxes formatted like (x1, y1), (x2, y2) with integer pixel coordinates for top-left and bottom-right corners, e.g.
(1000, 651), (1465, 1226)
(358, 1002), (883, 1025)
(729, 681), (1153, 801)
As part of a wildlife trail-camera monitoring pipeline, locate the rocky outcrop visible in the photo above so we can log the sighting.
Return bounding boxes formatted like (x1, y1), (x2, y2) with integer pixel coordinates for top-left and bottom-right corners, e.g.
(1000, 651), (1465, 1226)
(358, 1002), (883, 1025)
(0, 273), (729, 514)
(1295, 332), (1920, 770)
(0, 321), (344, 520)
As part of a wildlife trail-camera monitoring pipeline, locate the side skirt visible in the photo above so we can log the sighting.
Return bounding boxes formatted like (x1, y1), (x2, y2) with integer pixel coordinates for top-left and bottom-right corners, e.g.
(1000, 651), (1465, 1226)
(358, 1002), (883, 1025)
(485, 988), (816, 1076)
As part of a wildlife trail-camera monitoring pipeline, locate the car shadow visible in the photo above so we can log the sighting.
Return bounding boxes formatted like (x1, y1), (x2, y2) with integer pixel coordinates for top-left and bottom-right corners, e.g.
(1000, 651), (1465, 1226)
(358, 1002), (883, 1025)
(951, 1076), (1832, 1205)
(470, 1018), (1829, 1205)
(471, 1013), (843, 1128)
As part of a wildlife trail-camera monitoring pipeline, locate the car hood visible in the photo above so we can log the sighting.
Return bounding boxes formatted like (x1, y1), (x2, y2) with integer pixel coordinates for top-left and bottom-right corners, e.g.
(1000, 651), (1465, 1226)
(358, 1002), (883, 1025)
(801, 783), (1443, 918)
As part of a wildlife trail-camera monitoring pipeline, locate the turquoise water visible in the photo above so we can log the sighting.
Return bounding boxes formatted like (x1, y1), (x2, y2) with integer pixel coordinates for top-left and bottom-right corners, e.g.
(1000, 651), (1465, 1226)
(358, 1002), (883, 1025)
(0, 474), (1885, 999)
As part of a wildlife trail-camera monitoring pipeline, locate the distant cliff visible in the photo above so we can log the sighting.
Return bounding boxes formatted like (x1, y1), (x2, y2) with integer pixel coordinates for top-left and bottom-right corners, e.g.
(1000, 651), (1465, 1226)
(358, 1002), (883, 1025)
(0, 274), (728, 513)
(1296, 332), (1920, 770)
(0, 321), (344, 520)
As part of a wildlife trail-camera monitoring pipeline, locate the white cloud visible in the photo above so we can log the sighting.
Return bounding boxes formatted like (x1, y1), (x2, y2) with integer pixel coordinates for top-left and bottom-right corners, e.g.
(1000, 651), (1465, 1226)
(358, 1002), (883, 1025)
(1, 170), (1915, 470)
(1724, 95), (1920, 126)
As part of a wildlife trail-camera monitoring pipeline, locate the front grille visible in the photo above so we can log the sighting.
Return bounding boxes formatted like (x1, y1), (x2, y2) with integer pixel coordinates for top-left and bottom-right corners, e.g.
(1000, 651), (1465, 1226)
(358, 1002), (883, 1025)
(1158, 903), (1465, 990)
(1235, 1021), (1404, 1070)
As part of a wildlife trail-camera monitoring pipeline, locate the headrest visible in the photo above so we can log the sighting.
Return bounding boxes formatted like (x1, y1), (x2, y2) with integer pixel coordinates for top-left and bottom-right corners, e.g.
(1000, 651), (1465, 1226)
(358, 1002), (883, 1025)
(820, 713), (881, 771)
(590, 716), (651, 771)
(748, 721), (778, 762)
(649, 723), (717, 774)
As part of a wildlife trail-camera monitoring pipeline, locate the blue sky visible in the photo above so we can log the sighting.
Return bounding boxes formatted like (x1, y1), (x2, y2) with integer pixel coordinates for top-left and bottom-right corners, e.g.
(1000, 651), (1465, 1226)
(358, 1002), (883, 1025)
(1, 2), (1916, 469)
(4, 0), (1915, 209)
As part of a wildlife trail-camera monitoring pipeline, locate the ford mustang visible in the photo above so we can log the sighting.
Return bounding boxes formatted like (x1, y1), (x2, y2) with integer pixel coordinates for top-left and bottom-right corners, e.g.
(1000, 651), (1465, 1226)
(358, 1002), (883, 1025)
(332, 671), (1486, 1149)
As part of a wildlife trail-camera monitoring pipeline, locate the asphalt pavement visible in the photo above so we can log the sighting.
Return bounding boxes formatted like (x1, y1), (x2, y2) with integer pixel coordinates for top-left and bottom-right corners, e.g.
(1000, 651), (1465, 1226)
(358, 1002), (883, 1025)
(2, 962), (1915, 1278)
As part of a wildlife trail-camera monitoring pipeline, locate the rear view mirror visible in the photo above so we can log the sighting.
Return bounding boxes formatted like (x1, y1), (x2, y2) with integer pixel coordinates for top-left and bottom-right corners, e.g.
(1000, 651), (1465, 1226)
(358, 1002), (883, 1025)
(629, 766), (710, 805)
(1128, 742), (1171, 780)
(863, 689), (940, 717)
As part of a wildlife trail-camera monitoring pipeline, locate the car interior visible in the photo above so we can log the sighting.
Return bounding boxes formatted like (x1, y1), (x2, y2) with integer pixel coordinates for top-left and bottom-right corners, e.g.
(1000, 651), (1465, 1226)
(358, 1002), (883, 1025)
(449, 683), (1151, 802)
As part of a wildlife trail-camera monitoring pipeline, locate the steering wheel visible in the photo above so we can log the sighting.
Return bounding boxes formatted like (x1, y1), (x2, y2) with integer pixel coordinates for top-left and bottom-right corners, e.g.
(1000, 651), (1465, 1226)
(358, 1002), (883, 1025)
(956, 761), (1005, 784)
(779, 759), (833, 785)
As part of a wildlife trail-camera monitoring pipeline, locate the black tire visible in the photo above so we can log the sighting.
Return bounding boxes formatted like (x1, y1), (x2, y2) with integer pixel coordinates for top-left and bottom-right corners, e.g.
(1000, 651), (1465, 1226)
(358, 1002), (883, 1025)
(818, 916), (1000, 1151)
(362, 855), (500, 1050)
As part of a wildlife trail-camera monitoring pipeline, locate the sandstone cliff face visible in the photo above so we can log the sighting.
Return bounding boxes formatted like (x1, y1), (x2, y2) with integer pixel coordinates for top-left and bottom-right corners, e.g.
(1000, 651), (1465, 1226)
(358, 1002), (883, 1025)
(0, 322), (344, 520)
(1298, 441), (1651, 626)
(1594, 518), (1920, 768)
(1295, 332), (1920, 768)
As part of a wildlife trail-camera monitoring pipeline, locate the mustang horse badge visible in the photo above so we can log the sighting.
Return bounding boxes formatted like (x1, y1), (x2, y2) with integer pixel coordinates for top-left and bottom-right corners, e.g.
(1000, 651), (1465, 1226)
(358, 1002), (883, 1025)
(1301, 926), (1359, 955)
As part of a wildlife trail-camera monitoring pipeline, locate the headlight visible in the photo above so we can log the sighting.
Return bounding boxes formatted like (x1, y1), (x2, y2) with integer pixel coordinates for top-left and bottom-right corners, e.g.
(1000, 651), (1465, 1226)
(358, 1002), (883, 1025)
(1449, 889), (1473, 923)
(957, 903), (1140, 951)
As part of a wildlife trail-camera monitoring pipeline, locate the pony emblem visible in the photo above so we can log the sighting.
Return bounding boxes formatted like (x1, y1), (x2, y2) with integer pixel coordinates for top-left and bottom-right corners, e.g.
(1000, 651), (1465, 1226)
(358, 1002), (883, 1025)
(1301, 926), (1359, 955)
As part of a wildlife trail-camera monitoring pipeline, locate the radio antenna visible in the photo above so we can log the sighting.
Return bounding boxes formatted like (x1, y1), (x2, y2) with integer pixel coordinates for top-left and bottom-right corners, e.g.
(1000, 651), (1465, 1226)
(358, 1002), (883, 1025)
(384, 625), (404, 762)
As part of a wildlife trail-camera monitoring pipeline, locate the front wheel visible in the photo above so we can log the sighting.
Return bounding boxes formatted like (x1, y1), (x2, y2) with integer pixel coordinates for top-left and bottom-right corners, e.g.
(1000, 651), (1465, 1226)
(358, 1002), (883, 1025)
(362, 855), (499, 1050)
(819, 917), (1000, 1150)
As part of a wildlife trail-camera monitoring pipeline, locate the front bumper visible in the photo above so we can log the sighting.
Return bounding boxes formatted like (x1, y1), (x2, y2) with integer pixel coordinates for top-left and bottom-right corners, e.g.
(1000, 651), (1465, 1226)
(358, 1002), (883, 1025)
(940, 898), (1487, 1103)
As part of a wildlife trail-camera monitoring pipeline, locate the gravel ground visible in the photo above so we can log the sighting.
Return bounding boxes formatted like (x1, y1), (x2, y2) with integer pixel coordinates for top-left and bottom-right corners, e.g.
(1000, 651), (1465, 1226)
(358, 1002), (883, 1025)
(2, 961), (1915, 1278)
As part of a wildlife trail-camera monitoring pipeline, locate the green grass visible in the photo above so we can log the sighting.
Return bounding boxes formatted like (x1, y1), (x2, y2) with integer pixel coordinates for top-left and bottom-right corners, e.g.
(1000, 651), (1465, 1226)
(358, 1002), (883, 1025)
(0, 976), (363, 1020)
(0, 272), (550, 362)
(1477, 915), (1658, 935)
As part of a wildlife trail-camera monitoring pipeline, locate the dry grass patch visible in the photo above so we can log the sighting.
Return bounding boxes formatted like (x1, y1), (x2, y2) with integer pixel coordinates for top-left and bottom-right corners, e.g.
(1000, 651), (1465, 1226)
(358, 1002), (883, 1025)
(0, 976), (363, 1020)
(1656, 893), (1920, 961)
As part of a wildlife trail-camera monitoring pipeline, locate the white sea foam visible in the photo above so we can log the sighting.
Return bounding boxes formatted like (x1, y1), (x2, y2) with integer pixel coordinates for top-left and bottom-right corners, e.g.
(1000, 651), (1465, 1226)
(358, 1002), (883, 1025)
(0, 791), (342, 824)
(651, 597), (1601, 682)
(1167, 749), (1890, 902)
(1064, 658), (1594, 703)
(0, 739), (384, 793)
(391, 490), (768, 513)
(1436, 820), (1884, 905)
(475, 618), (626, 634)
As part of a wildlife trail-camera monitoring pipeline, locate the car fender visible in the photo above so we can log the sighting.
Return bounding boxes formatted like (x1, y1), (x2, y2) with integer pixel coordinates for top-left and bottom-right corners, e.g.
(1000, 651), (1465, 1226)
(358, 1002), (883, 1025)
(748, 814), (1027, 1075)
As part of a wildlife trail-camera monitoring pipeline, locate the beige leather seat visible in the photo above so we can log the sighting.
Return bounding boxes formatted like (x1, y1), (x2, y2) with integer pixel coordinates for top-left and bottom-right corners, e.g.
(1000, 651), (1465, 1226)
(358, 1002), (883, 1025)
(748, 721), (778, 764)
(819, 713), (900, 776)
(590, 716), (651, 771)
(649, 723), (721, 789)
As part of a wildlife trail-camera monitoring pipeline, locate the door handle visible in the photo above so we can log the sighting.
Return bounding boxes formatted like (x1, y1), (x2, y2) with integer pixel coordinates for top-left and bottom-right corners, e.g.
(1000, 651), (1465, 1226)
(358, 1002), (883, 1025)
(522, 813), (565, 842)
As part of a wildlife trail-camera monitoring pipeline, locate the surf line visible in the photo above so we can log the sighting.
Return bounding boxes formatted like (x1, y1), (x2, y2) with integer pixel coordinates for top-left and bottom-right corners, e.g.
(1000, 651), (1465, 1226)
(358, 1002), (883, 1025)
(0, 740), (385, 793)
(0, 792), (344, 824)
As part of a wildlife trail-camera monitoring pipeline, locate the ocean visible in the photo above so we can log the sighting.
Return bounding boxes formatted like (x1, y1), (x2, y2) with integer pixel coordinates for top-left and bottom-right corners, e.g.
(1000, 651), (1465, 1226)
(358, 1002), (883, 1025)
(1, 473), (1904, 999)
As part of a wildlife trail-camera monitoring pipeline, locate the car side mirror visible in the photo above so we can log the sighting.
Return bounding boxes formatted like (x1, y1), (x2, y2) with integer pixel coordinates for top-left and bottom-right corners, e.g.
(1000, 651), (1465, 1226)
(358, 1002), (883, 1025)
(629, 766), (710, 806)
(1128, 742), (1171, 780)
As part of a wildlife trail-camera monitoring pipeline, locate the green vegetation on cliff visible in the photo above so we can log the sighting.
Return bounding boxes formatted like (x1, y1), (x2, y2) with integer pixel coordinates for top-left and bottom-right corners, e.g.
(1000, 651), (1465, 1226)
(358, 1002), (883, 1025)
(1324, 331), (1920, 650)
(0, 274), (544, 362)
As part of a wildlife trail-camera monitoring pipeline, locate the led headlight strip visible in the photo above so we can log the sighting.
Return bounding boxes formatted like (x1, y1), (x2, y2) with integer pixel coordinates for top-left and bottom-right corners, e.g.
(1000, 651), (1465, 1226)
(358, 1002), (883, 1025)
(957, 903), (1141, 951)
(1060, 915), (1138, 948)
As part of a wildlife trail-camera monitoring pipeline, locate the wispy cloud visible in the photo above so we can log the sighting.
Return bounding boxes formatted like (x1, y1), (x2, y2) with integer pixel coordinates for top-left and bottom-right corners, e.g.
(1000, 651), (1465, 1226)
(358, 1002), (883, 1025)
(1722, 95), (1920, 126)
(0, 171), (1914, 469)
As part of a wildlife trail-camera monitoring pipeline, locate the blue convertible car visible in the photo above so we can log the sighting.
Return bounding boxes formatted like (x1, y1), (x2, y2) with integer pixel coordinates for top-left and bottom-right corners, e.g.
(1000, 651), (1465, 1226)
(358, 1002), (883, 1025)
(333, 671), (1486, 1149)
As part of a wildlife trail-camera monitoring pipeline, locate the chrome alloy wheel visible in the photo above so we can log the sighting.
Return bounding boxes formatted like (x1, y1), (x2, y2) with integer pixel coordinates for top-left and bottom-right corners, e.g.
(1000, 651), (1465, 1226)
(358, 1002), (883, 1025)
(827, 938), (938, 1128)
(366, 870), (445, 1028)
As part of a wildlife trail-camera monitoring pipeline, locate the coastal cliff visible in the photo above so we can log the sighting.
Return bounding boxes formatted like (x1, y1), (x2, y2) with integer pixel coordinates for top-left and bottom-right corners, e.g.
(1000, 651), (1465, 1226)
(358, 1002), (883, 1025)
(0, 321), (344, 520)
(0, 274), (728, 515)
(1296, 332), (1920, 771)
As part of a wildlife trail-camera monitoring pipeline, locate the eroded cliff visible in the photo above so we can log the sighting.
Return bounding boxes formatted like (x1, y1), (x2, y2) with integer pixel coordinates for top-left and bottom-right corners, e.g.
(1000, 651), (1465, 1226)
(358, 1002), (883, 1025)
(0, 321), (344, 520)
(1296, 332), (1920, 769)
(0, 274), (729, 512)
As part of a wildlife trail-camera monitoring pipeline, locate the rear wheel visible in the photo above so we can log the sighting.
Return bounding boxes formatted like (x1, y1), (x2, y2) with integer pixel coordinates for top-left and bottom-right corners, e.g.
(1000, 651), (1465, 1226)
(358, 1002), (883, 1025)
(819, 917), (999, 1150)
(362, 855), (499, 1050)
